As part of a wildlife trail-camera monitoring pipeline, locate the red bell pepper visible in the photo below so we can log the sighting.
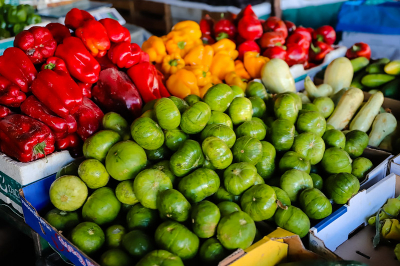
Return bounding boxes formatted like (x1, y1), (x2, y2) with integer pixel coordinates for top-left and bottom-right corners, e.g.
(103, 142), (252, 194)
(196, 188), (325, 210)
(0, 84), (26, 107)
(237, 40), (260, 60)
(56, 133), (81, 151)
(346, 42), (371, 60)
(263, 17), (288, 39)
(96, 55), (118, 71)
(214, 14), (236, 40)
(259, 31), (285, 49)
(46, 23), (71, 45)
(310, 41), (333, 62)
(55, 36), (101, 83)
(99, 18), (131, 44)
(201, 33), (215, 45)
(200, 14), (214, 36)
(0, 114), (55, 162)
(71, 97), (103, 141)
(263, 46), (287, 60)
(235, 4), (257, 24)
(20, 95), (78, 140)
(31, 69), (83, 119)
(286, 32), (310, 51)
(0, 105), (11, 119)
(127, 62), (165, 103)
(0, 47), (37, 93)
(286, 43), (308, 66)
(108, 42), (141, 69)
(294, 26), (312, 43)
(238, 12), (262, 41)
(75, 20), (111, 57)
(41, 57), (68, 74)
(64, 8), (94, 30)
(77, 82), (92, 98)
(313, 25), (336, 45)
(155, 69), (171, 98)
(92, 68), (142, 119)
(284, 20), (296, 35)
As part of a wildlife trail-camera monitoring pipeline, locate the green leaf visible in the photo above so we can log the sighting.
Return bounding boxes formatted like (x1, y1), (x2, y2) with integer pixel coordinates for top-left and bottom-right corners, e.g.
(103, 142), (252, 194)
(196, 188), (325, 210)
(44, 63), (56, 70)
(33, 141), (47, 162)
(373, 207), (383, 248)
(177, 41), (186, 50)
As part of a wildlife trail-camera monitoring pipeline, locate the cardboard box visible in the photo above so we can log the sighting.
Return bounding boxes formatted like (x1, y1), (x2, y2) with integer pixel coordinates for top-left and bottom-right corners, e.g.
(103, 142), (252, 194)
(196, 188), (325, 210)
(309, 173), (400, 265)
(358, 147), (392, 190)
(0, 151), (74, 213)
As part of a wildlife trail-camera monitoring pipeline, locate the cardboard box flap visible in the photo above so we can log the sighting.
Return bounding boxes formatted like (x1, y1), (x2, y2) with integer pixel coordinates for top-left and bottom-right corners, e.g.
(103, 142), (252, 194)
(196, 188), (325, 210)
(359, 147), (392, 189)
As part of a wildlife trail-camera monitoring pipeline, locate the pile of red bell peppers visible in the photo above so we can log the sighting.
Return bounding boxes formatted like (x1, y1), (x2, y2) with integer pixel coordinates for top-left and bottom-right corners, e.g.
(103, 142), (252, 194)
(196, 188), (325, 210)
(0, 8), (169, 163)
(200, 5), (336, 68)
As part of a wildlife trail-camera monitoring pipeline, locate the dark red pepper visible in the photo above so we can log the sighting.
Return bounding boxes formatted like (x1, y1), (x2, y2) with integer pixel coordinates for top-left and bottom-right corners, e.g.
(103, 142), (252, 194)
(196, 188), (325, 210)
(313, 25), (336, 45)
(108, 42), (141, 69)
(284, 20), (296, 35)
(45, 23), (71, 45)
(71, 97), (103, 141)
(0, 114), (55, 162)
(259, 31), (285, 49)
(201, 33), (215, 45)
(64, 8), (94, 30)
(310, 41), (333, 62)
(99, 18), (131, 43)
(20, 95), (77, 140)
(214, 14), (236, 40)
(0, 47), (37, 93)
(286, 32), (310, 51)
(0, 75), (25, 108)
(263, 46), (287, 60)
(92, 68), (142, 119)
(286, 43), (308, 66)
(237, 40), (260, 60)
(263, 17), (288, 39)
(55, 133), (81, 151)
(200, 14), (214, 36)
(95, 54), (118, 71)
(294, 26), (312, 43)
(41, 57), (68, 74)
(345, 42), (371, 60)
(0, 105), (11, 119)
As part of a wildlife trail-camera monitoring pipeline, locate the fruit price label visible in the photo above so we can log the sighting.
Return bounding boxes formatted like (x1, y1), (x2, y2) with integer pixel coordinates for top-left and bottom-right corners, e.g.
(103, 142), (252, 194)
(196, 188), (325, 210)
(0, 171), (21, 205)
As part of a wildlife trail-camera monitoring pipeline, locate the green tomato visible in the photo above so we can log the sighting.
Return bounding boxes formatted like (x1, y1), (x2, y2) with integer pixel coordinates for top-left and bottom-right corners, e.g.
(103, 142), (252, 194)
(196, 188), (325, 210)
(228, 97), (252, 125)
(240, 184), (277, 221)
(274, 206), (310, 238)
(203, 83), (234, 112)
(256, 141), (276, 180)
(292, 132), (325, 165)
(224, 162), (257, 196)
(299, 188), (332, 219)
(191, 200), (221, 238)
(280, 169), (313, 202)
(232, 136), (263, 165)
(178, 168), (220, 203)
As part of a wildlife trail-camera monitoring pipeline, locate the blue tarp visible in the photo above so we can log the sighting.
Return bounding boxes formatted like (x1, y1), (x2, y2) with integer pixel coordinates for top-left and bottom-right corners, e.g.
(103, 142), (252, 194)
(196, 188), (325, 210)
(336, 0), (400, 34)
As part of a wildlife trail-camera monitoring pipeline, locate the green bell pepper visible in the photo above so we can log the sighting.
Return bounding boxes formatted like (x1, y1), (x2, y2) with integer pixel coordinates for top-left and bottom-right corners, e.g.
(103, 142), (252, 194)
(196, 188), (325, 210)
(26, 13), (41, 25)
(1, 4), (10, 19)
(7, 5), (27, 24)
(0, 0), (4, 9)
(12, 23), (26, 35)
(22, 4), (35, 15)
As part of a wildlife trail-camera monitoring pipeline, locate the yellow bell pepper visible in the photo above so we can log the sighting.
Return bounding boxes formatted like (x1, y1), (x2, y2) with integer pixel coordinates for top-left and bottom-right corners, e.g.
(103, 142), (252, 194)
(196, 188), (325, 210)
(225, 71), (247, 91)
(211, 39), (238, 60)
(211, 75), (222, 84)
(170, 20), (202, 40)
(184, 45), (214, 70)
(244, 51), (270, 79)
(141, 36), (166, 64)
(200, 82), (214, 98)
(165, 35), (202, 58)
(185, 65), (211, 87)
(161, 53), (185, 76)
(382, 219), (400, 241)
(166, 69), (199, 99)
(209, 53), (235, 81)
(234, 60), (251, 80)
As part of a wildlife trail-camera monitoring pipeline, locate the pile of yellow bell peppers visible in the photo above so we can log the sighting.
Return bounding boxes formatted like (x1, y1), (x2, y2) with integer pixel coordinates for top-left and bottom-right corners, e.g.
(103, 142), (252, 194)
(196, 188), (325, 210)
(141, 20), (270, 99)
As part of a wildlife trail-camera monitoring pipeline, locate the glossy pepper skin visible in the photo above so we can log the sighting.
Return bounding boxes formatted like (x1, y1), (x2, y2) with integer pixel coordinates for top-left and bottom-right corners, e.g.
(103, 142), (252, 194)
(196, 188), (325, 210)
(263, 46), (287, 60)
(0, 81), (26, 108)
(20, 95), (77, 139)
(238, 13), (262, 41)
(128, 62), (167, 103)
(55, 36), (101, 83)
(170, 20), (202, 40)
(346, 42), (371, 60)
(99, 18), (131, 43)
(310, 41), (333, 62)
(155, 69), (170, 98)
(45, 23), (71, 44)
(211, 39), (238, 60)
(294, 26), (312, 43)
(0, 114), (55, 162)
(166, 68), (199, 99)
(263, 17), (288, 39)
(200, 14), (214, 36)
(108, 42), (141, 69)
(162, 53), (185, 76)
(141, 36), (166, 64)
(184, 45), (214, 69)
(77, 82), (92, 98)
(244, 51), (269, 79)
(201, 33), (215, 45)
(285, 43), (308, 66)
(287, 32), (310, 51)
(0, 47), (37, 93)
(95, 55), (117, 71)
(237, 40), (260, 60)
(31, 69), (83, 119)
(185, 65), (211, 87)
(40, 57), (68, 74)
(92, 68), (142, 119)
(0, 105), (11, 119)
(64, 8), (94, 30)
(75, 20), (111, 57)
(214, 14), (236, 40)
(210, 53), (235, 81)
(225, 71), (247, 91)
(72, 97), (104, 141)
(313, 25), (336, 45)
(284, 20), (296, 35)
(234, 60), (251, 80)
(260, 31), (285, 49)
(164, 34), (202, 58)
(56, 133), (81, 151)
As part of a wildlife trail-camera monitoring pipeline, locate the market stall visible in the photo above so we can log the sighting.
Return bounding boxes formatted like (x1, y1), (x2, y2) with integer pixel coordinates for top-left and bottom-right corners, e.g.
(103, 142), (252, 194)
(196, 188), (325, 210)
(0, 2), (399, 266)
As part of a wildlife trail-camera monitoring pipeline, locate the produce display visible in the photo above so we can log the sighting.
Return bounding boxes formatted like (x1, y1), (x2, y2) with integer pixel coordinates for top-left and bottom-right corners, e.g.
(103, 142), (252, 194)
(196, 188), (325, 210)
(0, 3), (41, 38)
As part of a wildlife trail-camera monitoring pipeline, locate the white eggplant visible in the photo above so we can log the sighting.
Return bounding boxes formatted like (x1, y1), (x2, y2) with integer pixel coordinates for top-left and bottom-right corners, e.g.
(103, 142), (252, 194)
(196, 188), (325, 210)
(349, 91), (384, 132)
(261, 58), (296, 94)
(304, 76), (333, 100)
(324, 57), (354, 94)
(369, 113), (397, 147)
